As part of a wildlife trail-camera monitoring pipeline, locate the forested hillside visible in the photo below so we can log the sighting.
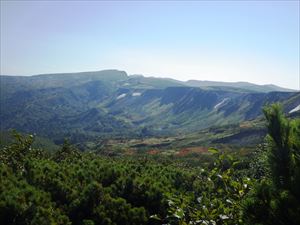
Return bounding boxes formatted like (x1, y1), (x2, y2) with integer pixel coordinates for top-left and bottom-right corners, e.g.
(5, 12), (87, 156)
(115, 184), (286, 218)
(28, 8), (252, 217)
(1, 104), (299, 225)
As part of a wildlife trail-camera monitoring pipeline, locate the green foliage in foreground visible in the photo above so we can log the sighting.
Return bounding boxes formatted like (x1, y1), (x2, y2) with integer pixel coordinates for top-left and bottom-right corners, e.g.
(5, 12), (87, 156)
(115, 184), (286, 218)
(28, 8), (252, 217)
(0, 104), (299, 225)
(242, 104), (300, 225)
(0, 134), (251, 225)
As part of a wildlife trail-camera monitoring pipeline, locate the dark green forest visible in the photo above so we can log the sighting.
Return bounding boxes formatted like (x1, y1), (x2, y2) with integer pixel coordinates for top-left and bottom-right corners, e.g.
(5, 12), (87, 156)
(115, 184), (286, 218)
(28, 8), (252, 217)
(1, 104), (300, 225)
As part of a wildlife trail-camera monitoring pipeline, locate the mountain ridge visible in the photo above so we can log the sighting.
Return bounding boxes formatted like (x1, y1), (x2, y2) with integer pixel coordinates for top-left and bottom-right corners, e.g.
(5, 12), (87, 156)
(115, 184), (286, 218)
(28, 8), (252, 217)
(1, 69), (299, 146)
(1, 69), (296, 92)
(185, 79), (295, 92)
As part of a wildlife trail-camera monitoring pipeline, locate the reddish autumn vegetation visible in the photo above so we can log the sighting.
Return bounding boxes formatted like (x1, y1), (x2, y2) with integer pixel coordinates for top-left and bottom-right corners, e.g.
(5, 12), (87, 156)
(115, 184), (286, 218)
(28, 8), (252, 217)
(147, 149), (159, 155)
(177, 147), (208, 156)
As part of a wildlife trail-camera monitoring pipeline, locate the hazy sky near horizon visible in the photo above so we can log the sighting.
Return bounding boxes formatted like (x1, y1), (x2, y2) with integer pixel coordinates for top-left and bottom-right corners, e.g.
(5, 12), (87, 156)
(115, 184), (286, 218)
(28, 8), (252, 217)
(1, 1), (299, 89)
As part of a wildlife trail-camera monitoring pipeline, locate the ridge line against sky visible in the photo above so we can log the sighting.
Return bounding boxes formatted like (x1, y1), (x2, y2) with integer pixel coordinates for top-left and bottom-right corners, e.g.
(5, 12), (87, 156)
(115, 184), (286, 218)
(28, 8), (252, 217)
(0, 68), (297, 91)
(0, 1), (299, 89)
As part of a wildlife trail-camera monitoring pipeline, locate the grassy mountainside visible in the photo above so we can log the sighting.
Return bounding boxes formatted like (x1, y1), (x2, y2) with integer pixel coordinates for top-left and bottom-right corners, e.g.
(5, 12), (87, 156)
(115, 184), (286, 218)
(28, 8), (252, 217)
(1, 70), (299, 146)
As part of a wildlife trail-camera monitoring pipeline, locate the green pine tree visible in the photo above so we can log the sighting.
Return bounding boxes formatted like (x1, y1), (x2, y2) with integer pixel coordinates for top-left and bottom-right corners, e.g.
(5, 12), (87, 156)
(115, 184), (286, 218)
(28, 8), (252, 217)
(243, 104), (300, 225)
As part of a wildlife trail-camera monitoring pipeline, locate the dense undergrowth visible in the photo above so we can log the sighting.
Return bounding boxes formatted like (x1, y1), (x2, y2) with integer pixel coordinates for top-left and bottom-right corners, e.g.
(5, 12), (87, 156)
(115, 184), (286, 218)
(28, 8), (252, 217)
(0, 104), (299, 225)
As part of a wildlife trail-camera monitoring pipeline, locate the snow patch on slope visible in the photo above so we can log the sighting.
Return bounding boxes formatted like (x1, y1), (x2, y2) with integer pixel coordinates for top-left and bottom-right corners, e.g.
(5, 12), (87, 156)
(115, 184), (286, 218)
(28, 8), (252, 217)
(132, 92), (141, 97)
(289, 104), (300, 114)
(214, 98), (230, 109)
(116, 93), (126, 100)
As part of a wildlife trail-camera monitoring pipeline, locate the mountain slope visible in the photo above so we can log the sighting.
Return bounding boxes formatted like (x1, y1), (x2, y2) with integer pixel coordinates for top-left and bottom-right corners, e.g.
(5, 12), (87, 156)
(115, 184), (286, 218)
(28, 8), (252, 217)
(105, 87), (297, 133)
(1, 70), (299, 144)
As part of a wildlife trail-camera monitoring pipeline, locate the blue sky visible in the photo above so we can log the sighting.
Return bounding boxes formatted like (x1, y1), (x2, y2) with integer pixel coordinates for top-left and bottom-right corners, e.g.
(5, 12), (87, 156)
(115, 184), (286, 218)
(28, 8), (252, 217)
(1, 1), (299, 89)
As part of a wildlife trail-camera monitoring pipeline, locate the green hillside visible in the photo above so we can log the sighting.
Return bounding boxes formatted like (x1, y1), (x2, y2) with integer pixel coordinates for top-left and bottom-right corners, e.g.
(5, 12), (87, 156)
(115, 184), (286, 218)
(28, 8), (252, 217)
(1, 70), (299, 148)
